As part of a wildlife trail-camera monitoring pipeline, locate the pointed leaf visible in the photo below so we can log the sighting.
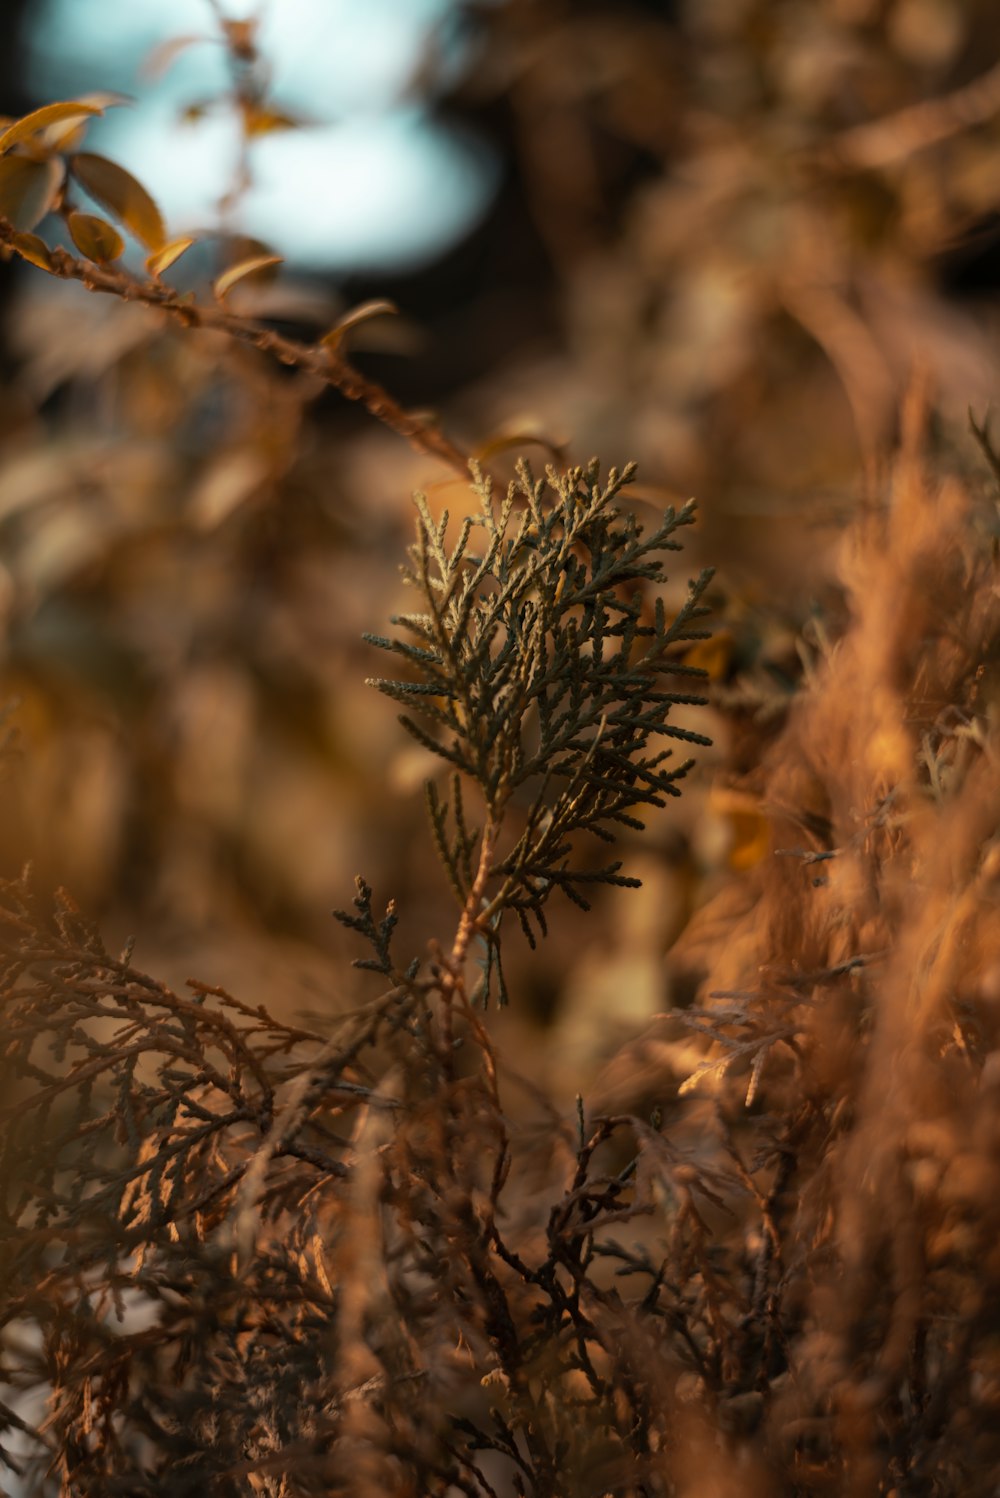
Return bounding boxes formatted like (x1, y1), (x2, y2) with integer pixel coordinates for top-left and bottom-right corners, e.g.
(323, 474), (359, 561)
(140, 34), (208, 81)
(321, 299), (399, 353)
(67, 210), (124, 264)
(76, 92), (134, 113)
(243, 105), (308, 136)
(146, 236), (196, 279)
(39, 118), (93, 154)
(213, 254), (282, 301)
(0, 155), (64, 230)
(0, 101), (105, 155)
(37, 95), (132, 154)
(71, 152), (165, 249)
(11, 231), (55, 271)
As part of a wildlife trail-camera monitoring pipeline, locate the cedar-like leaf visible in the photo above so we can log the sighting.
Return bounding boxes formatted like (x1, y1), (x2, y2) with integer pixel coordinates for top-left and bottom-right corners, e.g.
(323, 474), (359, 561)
(366, 459), (713, 955)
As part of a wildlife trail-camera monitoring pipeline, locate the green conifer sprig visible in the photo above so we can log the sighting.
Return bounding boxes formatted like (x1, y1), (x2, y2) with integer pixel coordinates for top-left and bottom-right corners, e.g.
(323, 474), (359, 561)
(364, 459), (713, 957)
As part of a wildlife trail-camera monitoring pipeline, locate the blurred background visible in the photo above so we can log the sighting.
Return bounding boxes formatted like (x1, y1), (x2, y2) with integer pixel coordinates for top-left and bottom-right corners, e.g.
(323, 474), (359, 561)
(2, 0), (1000, 1098)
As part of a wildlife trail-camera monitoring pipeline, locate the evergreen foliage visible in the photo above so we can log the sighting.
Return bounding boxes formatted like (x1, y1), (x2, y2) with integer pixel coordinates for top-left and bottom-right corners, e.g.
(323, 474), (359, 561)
(361, 459), (712, 993)
(4, 17), (1000, 1494)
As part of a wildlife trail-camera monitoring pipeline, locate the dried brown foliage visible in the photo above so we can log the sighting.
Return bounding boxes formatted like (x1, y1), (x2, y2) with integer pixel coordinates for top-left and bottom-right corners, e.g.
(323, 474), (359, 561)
(5, 9), (1000, 1495)
(4, 403), (1000, 1495)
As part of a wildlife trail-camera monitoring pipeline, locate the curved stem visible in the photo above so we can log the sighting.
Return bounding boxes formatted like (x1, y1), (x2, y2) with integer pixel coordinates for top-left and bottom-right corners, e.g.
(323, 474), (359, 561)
(0, 219), (471, 477)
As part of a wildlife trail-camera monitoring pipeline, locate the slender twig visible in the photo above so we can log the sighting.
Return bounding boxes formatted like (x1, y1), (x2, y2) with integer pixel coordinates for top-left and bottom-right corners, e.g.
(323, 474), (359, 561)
(0, 218), (471, 476)
(820, 55), (1000, 172)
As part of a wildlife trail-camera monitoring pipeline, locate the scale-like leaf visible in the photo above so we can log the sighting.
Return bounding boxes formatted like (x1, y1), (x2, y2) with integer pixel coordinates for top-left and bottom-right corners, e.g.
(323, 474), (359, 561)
(366, 460), (713, 975)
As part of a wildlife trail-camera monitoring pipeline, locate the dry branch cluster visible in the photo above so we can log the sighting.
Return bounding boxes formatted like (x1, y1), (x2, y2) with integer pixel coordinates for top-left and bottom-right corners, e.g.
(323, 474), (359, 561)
(4, 416), (1000, 1496)
(3, 34), (1000, 1498)
(0, 451), (721, 1496)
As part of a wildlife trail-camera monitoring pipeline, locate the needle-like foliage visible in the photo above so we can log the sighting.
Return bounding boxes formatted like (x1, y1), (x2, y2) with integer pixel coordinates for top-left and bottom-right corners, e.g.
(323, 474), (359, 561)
(365, 459), (713, 969)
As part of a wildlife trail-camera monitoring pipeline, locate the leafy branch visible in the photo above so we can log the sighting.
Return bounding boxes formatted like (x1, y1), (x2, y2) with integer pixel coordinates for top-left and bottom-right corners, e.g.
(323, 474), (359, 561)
(362, 458), (713, 993)
(0, 95), (469, 475)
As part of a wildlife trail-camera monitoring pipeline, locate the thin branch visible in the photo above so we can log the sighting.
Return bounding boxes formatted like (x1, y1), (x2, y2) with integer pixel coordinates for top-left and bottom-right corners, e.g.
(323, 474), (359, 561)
(820, 55), (1000, 172)
(0, 217), (471, 477)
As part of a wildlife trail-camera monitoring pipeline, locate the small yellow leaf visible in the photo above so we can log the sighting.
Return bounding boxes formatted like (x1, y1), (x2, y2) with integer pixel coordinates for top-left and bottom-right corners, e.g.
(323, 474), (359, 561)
(39, 118), (93, 154)
(0, 155), (64, 230)
(321, 299), (398, 352)
(243, 105), (306, 137)
(67, 210), (124, 264)
(71, 152), (166, 249)
(39, 95), (134, 155)
(11, 231), (55, 271)
(213, 253), (282, 301)
(146, 236), (196, 279)
(0, 101), (106, 156)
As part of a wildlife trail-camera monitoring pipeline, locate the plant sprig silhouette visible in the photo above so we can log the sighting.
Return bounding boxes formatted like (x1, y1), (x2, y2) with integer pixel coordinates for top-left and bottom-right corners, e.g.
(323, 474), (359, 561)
(357, 457), (713, 999)
(0, 454), (716, 1496)
(0, 79), (726, 1498)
